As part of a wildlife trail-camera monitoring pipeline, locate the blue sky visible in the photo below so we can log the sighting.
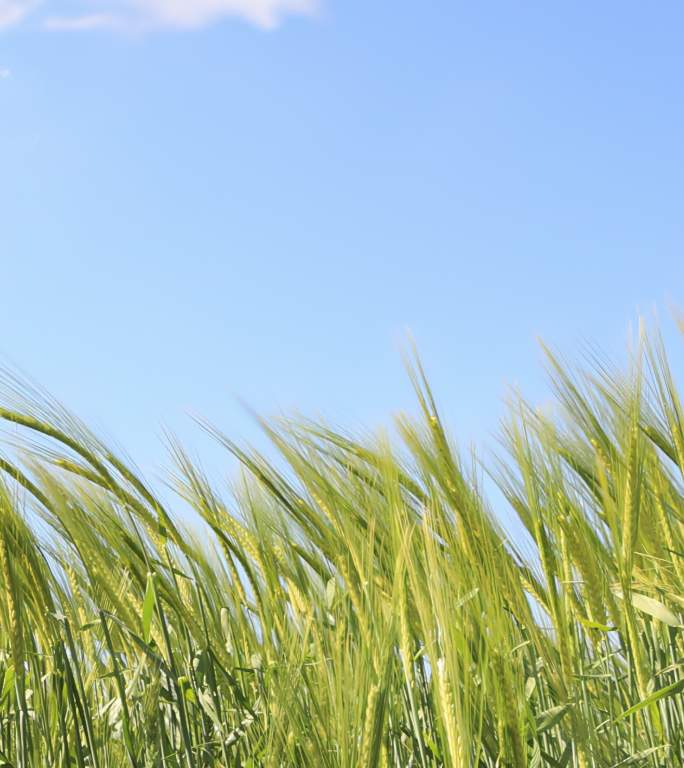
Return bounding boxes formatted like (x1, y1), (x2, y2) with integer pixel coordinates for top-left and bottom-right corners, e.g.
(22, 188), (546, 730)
(2, 1), (684, 486)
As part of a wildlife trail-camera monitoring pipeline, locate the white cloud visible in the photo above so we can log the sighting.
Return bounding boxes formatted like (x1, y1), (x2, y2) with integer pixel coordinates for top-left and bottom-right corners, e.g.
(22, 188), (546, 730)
(129, 0), (318, 29)
(0, 0), (37, 28)
(20, 0), (317, 32)
(0, 66), (10, 77)
(44, 12), (121, 30)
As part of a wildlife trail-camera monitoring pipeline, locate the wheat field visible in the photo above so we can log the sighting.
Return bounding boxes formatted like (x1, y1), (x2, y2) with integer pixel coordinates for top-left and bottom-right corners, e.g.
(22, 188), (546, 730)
(1, 329), (684, 766)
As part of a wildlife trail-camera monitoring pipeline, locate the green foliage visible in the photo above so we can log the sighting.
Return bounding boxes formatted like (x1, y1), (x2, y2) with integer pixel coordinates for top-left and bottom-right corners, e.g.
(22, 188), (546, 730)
(0, 330), (684, 766)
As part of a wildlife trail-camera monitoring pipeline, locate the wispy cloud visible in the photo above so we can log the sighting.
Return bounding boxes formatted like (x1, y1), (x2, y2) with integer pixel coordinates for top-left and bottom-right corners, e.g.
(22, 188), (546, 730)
(43, 12), (120, 30)
(0, 66), (11, 77)
(0, 0), (37, 28)
(2, 0), (318, 31)
(132, 0), (317, 30)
